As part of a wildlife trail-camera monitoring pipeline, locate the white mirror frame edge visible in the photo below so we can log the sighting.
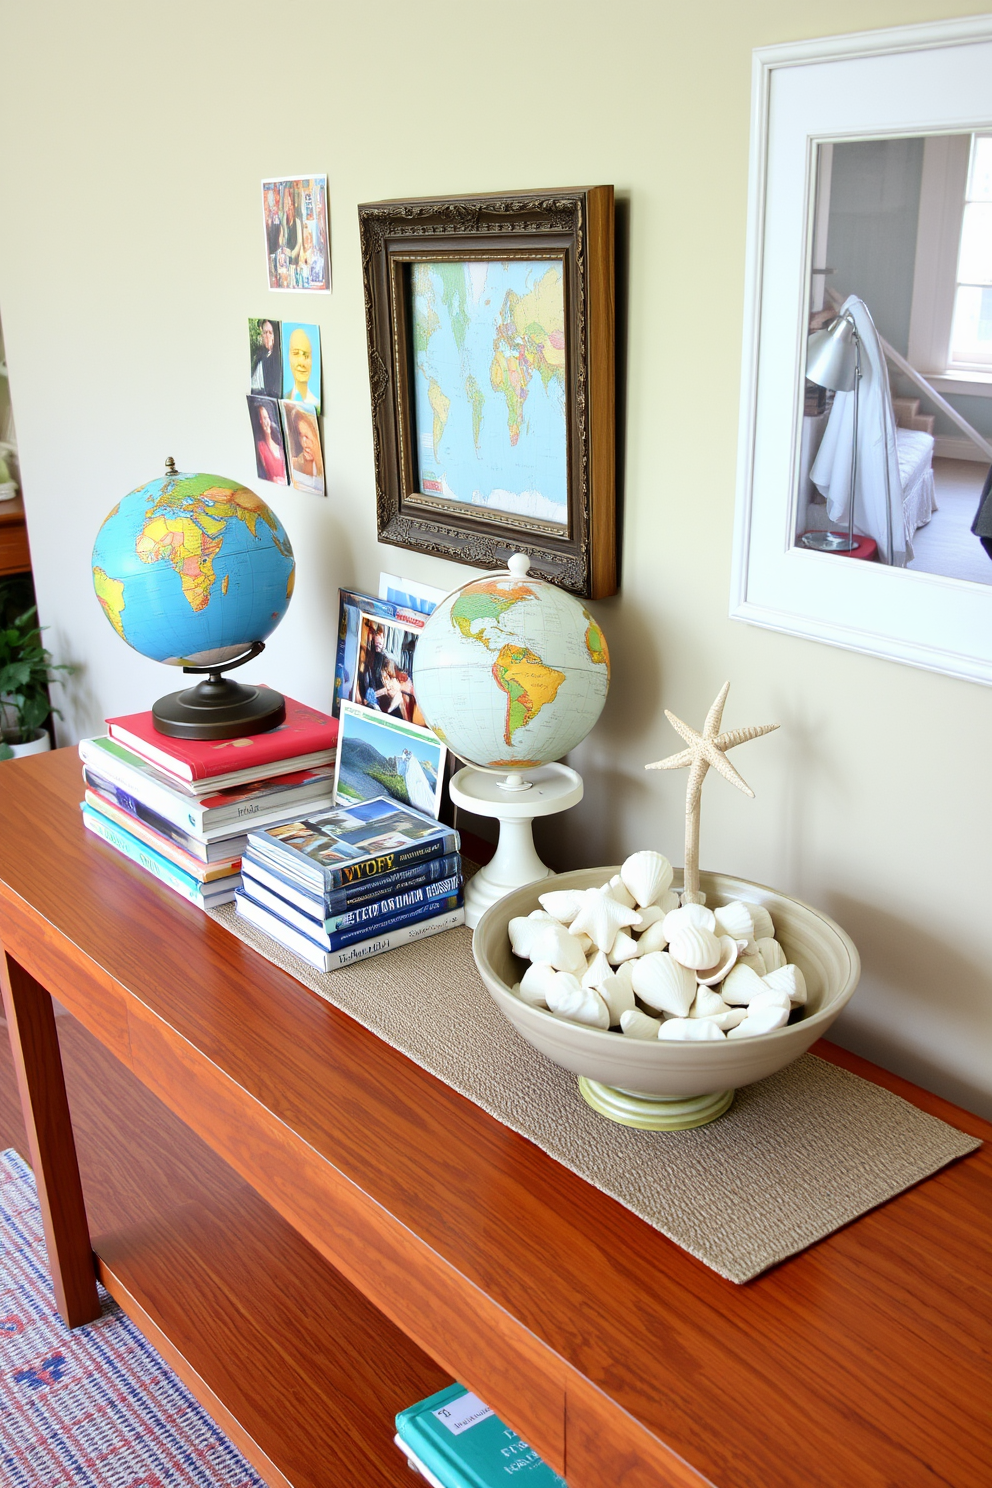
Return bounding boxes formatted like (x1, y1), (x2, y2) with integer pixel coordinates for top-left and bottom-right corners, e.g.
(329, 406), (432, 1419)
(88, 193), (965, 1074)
(731, 15), (992, 687)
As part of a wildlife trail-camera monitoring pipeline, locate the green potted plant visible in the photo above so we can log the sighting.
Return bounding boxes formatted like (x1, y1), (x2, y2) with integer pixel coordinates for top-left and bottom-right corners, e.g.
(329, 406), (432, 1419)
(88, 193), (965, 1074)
(0, 603), (74, 761)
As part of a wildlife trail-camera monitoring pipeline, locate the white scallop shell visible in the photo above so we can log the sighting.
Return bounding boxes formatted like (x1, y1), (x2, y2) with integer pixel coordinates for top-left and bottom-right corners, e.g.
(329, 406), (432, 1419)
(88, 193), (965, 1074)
(727, 1005), (789, 1038)
(599, 971), (636, 1026)
(720, 962), (767, 1005)
(736, 946), (767, 977)
(607, 930), (641, 965)
(689, 986), (730, 1019)
(508, 917), (586, 973)
(747, 985), (792, 1014)
(517, 962), (559, 1008)
(619, 1007), (663, 1039)
(606, 874), (637, 909)
(666, 924), (722, 971)
(695, 935), (739, 986)
(634, 919), (668, 954)
(712, 901), (755, 941)
(656, 889), (682, 915)
(581, 950), (612, 989)
(633, 904), (665, 930)
(545, 974), (610, 1029)
(662, 903), (717, 940)
(568, 887), (640, 952)
(526, 909), (558, 922)
(756, 937), (786, 972)
(620, 850), (674, 909)
(537, 889), (584, 924)
(657, 1018), (725, 1041)
(574, 932), (594, 955)
(750, 904), (776, 941)
(763, 963), (807, 1006)
(631, 952), (696, 1017)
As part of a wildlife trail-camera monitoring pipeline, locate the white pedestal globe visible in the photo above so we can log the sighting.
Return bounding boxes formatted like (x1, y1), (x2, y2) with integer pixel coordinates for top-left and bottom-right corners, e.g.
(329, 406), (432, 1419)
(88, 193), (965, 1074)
(448, 763), (583, 928)
(411, 553), (610, 927)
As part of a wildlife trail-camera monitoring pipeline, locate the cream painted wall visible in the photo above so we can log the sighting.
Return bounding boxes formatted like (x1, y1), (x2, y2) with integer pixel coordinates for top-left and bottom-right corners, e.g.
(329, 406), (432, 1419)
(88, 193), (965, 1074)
(0, 1), (988, 1116)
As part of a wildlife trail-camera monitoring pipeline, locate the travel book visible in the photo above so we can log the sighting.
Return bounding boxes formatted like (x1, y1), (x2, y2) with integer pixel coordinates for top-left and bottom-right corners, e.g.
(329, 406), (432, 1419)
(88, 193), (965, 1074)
(240, 850), (462, 920)
(235, 893), (465, 972)
(238, 877), (462, 951)
(81, 805), (240, 908)
(84, 790), (241, 882)
(247, 796), (459, 893)
(394, 1384), (566, 1488)
(106, 696), (339, 784)
(78, 737), (335, 835)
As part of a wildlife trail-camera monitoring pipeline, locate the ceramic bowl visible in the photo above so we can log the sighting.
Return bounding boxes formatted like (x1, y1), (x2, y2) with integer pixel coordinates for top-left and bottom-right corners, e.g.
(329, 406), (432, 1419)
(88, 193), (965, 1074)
(472, 866), (860, 1129)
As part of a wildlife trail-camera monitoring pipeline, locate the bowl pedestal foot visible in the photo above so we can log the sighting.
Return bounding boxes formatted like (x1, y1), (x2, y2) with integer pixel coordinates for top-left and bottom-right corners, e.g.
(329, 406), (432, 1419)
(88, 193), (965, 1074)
(578, 1079), (734, 1130)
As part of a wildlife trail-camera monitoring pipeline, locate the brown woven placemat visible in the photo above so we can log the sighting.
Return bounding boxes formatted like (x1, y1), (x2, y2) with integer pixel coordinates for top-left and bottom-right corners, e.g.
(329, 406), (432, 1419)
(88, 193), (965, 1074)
(207, 905), (980, 1283)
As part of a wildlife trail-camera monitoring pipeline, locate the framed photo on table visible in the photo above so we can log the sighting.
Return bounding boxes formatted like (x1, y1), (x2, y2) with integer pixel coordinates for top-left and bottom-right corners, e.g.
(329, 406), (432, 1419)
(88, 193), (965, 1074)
(358, 187), (617, 598)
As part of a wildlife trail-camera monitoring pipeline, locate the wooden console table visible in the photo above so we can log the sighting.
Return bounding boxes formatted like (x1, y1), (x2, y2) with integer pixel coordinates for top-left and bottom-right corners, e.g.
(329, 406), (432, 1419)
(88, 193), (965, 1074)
(0, 750), (988, 1488)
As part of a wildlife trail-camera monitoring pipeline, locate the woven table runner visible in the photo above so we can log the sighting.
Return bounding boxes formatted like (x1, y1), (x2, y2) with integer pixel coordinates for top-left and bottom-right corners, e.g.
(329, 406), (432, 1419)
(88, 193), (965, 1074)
(207, 905), (980, 1283)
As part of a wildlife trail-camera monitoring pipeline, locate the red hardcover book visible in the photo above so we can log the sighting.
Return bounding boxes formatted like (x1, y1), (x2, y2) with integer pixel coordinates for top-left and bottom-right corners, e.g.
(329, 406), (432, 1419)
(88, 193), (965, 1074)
(106, 696), (339, 784)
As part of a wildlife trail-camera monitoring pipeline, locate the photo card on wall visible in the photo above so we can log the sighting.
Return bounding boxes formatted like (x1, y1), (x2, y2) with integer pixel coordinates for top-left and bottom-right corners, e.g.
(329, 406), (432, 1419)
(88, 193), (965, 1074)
(248, 317), (282, 399)
(333, 588), (431, 721)
(280, 401), (324, 497)
(334, 700), (446, 819)
(246, 395), (289, 485)
(281, 321), (322, 412)
(262, 176), (330, 292)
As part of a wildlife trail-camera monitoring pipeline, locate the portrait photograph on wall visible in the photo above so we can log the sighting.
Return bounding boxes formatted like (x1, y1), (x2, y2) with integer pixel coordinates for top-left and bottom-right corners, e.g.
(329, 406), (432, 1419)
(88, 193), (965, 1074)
(262, 176), (330, 292)
(246, 394), (288, 485)
(248, 317), (282, 400)
(281, 400), (324, 496)
(282, 321), (322, 412)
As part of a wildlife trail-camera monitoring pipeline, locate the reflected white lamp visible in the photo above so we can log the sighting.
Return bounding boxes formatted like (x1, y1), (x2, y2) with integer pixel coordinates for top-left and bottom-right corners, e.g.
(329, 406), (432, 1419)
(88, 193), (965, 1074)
(801, 311), (862, 553)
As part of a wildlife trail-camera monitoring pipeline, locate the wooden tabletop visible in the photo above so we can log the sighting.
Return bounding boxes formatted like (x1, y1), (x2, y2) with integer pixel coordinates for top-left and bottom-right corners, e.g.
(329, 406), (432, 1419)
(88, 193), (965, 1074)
(0, 748), (988, 1488)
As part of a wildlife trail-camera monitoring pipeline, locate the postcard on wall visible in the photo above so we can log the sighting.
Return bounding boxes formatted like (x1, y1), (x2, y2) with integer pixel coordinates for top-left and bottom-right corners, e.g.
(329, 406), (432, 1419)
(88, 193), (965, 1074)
(281, 321), (321, 412)
(261, 176), (330, 292)
(377, 572), (446, 615)
(280, 400), (324, 496)
(248, 317), (282, 399)
(246, 395), (288, 485)
(333, 589), (430, 721)
(334, 701), (446, 818)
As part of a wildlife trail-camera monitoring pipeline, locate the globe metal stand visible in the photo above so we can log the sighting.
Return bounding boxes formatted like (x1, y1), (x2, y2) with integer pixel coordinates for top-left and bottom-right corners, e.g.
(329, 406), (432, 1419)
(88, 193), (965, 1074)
(448, 763), (584, 929)
(152, 641), (286, 740)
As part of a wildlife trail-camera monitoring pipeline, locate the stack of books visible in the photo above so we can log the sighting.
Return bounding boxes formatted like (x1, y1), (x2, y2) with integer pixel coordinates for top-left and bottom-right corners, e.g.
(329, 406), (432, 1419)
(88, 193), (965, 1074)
(78, 697), (338, 912)
(394, 1384), (566, 1488)
(235, 796), (464, 970)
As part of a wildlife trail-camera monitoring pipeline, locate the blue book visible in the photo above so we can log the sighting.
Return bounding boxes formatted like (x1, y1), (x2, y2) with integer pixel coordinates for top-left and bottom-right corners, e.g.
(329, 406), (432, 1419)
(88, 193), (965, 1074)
(240, 873), (462, 949)
(235, 893), (465, 972)
(81, 804), (240, 908)
(395, 1384), (566, 1488)
(248, 796), (459, 892)
(241, 850), (463, 920)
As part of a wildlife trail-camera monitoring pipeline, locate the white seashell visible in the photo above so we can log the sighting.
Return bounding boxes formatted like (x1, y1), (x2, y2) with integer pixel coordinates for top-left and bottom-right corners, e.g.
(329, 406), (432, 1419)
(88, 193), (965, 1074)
(633, 904), (665, 930)
(727, 1005), (789, 1038)
(581, 950), (612, 990)
(537, 889), (584, 924)
(620, 850), (674, 909)
(568, 887), (640, 952)
(517, 962), (560, 1008)
(695, 935), (740, 986)
(634, 919), (668, 954)
(712, 1005), (748, 1031)
(526, 909), (558, 921)
(574, 932), (594, 955)
(763, 963), (807, 1006)
(662, 904), (717, 940)
(599, 971), (636, 1025)
(750, 904), (776, 941)
(712, 901), (755, 942)
(606, 874), (637, 909)
(747, 986), (792, 1014)
(720, 962), (767, 1005)
(545, 974), (610, 1029)
(620, 1007), (663, 1039)
(737, 945), (767, 977)
(757, 937), (786, 972)
(656, 888), (681, 914)
(667, 924), (722, 971)
(607, 929), (641, 965)
(632, 952), (696, 1017)
(509, 917), (586, 973)
(657, 1018), (725, 1041)
(689, 986), (730, 1019)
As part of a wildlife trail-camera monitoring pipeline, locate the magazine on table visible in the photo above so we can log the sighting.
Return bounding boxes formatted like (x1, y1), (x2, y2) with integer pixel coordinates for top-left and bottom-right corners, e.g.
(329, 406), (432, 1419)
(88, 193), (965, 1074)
(247, 796), (459, 892)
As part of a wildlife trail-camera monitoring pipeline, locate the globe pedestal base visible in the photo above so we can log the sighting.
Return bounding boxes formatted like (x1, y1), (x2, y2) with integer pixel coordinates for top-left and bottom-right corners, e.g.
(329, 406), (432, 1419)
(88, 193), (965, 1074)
(152, 677), (286, 740)
(577, 1079), (734, 1131)
(448, 764), (584, 929)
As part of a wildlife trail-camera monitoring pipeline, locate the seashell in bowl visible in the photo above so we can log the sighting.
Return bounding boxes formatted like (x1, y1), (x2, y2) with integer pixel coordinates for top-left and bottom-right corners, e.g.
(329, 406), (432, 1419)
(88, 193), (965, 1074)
(631, 953), (696, 1017)
(695, 935), (740, 987)
(620, 850), (674, 908)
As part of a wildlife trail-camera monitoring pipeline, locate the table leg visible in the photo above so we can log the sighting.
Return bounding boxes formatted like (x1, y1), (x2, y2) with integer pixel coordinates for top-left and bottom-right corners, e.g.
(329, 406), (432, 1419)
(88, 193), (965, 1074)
(1, 951), (100, 1327)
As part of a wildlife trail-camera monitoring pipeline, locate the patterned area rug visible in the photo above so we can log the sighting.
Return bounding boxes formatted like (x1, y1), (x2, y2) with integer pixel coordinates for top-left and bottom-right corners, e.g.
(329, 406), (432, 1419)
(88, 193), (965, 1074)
(0, 1148), (264, 1488)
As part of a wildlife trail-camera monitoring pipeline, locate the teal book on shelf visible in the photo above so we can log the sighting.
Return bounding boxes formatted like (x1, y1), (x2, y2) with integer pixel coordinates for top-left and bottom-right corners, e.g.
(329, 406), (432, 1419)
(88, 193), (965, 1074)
(395, 1384), (566, 1488)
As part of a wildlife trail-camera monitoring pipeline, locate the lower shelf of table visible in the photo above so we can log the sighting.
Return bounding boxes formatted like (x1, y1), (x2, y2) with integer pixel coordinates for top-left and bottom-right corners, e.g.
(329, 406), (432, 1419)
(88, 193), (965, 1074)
(1, 1010), (452, 1488)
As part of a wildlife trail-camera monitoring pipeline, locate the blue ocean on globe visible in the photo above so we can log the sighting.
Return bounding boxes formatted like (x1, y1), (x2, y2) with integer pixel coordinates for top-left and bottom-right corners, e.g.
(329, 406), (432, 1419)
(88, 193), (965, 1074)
(91, 470), (295, 667)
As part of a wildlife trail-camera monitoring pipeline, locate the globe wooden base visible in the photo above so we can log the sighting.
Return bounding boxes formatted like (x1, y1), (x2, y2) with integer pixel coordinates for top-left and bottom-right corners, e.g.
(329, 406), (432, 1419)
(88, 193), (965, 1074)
(152, 679), (286, 740)
(578, 1079), (734, 1131)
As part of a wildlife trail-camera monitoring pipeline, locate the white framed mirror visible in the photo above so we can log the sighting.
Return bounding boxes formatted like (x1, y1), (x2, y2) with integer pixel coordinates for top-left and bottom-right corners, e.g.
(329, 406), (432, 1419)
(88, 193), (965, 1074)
(732, 16), (992, 685)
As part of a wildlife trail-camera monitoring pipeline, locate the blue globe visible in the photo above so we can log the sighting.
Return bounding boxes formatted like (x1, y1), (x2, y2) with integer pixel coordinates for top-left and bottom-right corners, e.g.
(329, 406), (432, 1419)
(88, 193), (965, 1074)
(91, 470), (295, 667)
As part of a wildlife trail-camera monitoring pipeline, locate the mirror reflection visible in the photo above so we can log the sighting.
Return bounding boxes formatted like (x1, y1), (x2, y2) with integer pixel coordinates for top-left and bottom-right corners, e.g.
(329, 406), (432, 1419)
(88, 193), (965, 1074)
(796, 133), (992, 584)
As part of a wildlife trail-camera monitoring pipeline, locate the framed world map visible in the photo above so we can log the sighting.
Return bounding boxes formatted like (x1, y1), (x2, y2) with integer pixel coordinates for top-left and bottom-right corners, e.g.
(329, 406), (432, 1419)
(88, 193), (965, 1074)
(358, 188), (617, 598)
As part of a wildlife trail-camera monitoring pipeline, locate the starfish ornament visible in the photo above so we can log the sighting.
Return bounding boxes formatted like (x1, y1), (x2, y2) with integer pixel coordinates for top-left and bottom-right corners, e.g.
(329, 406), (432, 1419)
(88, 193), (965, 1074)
(645, 682), (778, 904)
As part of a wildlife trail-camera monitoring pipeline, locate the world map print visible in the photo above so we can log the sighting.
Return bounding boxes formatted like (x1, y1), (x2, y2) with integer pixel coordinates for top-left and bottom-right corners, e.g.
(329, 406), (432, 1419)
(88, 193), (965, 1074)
(410, 260), (568, 525)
